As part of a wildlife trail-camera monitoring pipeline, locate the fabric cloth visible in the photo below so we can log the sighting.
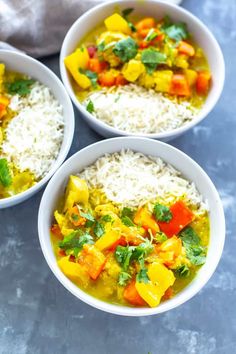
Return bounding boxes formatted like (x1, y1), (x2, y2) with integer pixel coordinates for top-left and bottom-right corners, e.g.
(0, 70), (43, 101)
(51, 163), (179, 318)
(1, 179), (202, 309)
(0, 0), (182, 58)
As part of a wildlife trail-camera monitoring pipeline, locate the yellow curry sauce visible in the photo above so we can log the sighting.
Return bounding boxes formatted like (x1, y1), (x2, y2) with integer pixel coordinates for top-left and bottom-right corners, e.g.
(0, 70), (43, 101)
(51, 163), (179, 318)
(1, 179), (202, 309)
(51, 175), (209, 308)
(0, 64), (36, 199)
(64, 11), (211, 111)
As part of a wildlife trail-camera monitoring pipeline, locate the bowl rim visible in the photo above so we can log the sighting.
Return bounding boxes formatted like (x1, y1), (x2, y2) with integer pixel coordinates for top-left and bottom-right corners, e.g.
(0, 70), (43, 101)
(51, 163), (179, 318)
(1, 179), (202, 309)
(0, 49), (75, 208)
(38, 137), (225, 316)
(59, 0), (225, 139)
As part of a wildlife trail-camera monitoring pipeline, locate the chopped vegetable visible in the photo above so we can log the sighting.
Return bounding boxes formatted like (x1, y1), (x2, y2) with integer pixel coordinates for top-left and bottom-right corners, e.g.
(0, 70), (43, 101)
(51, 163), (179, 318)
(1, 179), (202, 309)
(78, 244), (106, 280)
(104, 13), (131, 34)
(136, 17), (155, 32)
(158, 201), (194, 237)
(134, 207), (160, 234)
(64, 48), (90, 89)
(163, 21), (189, 42)
(175, 264), (190, 277)
(196, 71), (211, 95)
(86, 100), (94, 113)
(153, 203), (172, 222)
(5, 79), (35, 96)
(141, 48), (167, 74)
(170, 74), (190, 96)
(180, 226), (206, 265)
(178, 41), (195, 56)
(124, 280), (146, 306)
(64, 175), (89, 211)
(98, 72), (116, 87)
(58, 256), (89, 286)
(0, 158), (12, 187)
(79, 68), (98, 87)
(113, 37), (138, 63)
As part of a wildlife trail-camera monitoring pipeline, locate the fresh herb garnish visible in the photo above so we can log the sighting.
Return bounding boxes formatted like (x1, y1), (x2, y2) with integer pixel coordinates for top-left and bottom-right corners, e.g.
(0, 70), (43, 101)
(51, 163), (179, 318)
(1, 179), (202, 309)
(121, 207), (134, 218)
(113, 37), (138, 62)
(5, 79), (35, 96)
(71, 214), (79, 222)
(175, 264), (190, 278)
(153, 203), (172, 222)
(180, 227), (206, 265)
(97, 41), (105, 52)
(141, 49), (167, 74)
(86, 100), (94, 113)
(145, 29), (158, 42)
(79, 68), (98, 87)
(94, 221), (105, 238)
(115, 245), (135, 271)
(101, 215), (112, 223)
(121, 216), (134, 227)
(59, 231), (94, 255)
(118, 271), (131, 286)
(122, 8), (134, 19)
(136, 267), (150, 283)
(79, 210), (95, 222)
(155, 232), (168, 243)
(0, 158), (12, 187)
(162, 18), (189, 42)
(128, 22), (137, 32)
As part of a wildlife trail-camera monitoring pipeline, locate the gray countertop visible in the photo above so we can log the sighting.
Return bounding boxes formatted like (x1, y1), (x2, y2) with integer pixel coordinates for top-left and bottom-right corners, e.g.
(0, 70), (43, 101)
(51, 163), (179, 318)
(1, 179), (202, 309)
(0, 0), (235, 353)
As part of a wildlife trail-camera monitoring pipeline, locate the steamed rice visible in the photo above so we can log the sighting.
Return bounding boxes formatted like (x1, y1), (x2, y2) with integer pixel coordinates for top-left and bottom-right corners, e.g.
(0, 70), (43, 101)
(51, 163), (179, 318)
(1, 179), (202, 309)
(83, 84), (198, 134)
(79, 150), (207, 213)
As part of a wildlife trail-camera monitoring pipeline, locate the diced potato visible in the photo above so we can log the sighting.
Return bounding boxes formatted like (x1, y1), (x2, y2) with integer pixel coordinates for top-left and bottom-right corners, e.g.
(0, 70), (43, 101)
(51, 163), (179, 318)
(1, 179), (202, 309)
(97, 31), (127, 67)
(185, 69), (198, 87)
(0, 63), (5, 77)
(155, 70), (173, 93)
(104, 13), (130, 34)
(64, 48), (91, 89)
(175, 54), (189, 69)
(64, 175), (89, 211)
(95, 229), (121, 251)
(135, 262), (175, 307)
(122, 60), (145, 82)
(54, 210), (74, 236)
(58, 256), (89, 286)
(138, 73), (155, 89)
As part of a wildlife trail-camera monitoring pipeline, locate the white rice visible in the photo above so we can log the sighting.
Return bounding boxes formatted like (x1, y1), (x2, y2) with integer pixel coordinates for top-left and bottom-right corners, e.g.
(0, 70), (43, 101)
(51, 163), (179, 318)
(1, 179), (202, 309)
(83, 84), (198, 134)
(79, 149), (207, 213)
(1, 82), (64, 179)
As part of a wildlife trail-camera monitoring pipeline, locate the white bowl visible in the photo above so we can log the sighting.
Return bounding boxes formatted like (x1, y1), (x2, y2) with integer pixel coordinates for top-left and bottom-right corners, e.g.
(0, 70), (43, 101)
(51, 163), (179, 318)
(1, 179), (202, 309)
(0, 50), (75, 208)
(38, 137), (225, 316)
(60, 0), (225, 141)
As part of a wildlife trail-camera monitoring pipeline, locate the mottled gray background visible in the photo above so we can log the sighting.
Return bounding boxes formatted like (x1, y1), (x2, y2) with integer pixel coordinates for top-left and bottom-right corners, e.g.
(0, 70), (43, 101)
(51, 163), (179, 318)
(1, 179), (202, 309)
(0, 0), (236, 353)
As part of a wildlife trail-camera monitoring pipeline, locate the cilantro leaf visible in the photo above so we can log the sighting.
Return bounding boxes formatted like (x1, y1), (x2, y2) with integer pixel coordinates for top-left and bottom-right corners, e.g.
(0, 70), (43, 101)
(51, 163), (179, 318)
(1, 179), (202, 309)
(136, 267), (150, 283)
(179, 226), (200, 245)
(122, 8), (134, 19)
(121, 207), (134, 218)
(0, 158), (12, 187)
(5, 79), (35, 96)
(141, 49), (167, 74)
(94, 221), (105, 238)
(79, 210), (95, 222)
(97, 41), (105, 52)
(86, 100), (94, 113)
(154, 232), (168, 243)
(175, 264), (190, 278)
(153, 203), (172, 222)
(113, 37), (138, 62)
(132, 240), (154, 262)
(118, 271), (131, 286)
(184, 244), (206, 265)
(161, 15), (173, 30)
(128, 22), (137, 32)
(59, 231), (94, 254)
(101, 215), (112, 222)
(115, 245), (134, 271)
(79, 68), (98, 87)
(163, 22), (189, 42)
(121, 216), (134, 227)
(71, 213), (79, 222)
(180, 227), (206, 266)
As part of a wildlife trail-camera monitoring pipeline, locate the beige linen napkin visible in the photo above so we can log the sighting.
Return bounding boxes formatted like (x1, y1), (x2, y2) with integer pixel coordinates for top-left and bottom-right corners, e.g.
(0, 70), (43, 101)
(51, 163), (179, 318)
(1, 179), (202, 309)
(0, 0), (182, 57)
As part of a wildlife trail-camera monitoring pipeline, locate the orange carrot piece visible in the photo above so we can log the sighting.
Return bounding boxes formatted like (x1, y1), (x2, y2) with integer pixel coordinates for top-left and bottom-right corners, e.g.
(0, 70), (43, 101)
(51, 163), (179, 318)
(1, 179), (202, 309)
(158, 201), (194, 237)
(134, 207), (160, 235)
(124, 280), (146, 306)
(98, 72), (116, 87)
(170, 74), (190, 96)
(196, 71), (211, 95)
(136, 18), (155, 32)
(108, 236), (127, 252)
(178, 41), (195, 56)
(51, 224), (63, 239)
(78, 244), (106, 280)
(68, 206), (86, 227)
(115, 74), (128, 86)
(162, 287), (174, 300)
(88, 58), (107, 73)
(139, 40), (149, 49)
